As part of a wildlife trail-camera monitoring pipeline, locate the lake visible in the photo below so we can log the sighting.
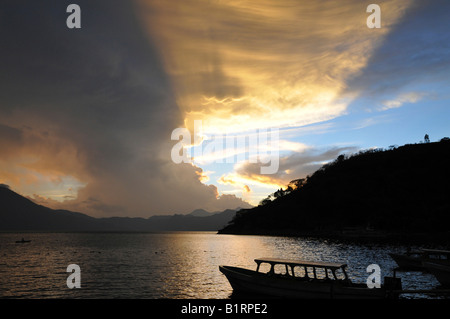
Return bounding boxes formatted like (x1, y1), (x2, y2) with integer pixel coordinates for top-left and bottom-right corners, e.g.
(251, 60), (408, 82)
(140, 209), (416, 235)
(0, 232), (442, 299)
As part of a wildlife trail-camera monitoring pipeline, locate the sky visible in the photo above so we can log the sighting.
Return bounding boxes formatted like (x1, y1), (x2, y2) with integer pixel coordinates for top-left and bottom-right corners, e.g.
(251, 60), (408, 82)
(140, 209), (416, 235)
(0, 0), (449, 218)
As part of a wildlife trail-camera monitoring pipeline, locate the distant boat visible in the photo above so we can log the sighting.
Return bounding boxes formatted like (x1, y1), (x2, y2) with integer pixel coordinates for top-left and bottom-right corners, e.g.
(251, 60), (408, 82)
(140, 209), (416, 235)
(423, 262), (450, 287)
(219, 257), (401, 299)
(389, 248), (450, 270)
(15, 238), (31, 244)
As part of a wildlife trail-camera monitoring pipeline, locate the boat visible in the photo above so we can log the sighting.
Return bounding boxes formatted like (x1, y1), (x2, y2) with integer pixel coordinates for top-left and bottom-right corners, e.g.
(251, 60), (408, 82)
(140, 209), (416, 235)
(389, 248), (450, 270)
(423, 262), (450, 287)
(15, 238), (31, 244)
(389, 249), (426, 270)
(219, 257), (401, 299)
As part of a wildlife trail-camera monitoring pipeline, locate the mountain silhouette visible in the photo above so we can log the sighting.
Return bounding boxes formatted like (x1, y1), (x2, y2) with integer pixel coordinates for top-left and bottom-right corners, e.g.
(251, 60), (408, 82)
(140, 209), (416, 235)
(219, 139), (450, 240)
(0, 186), (238, 232)
(0, 186), (101, 231)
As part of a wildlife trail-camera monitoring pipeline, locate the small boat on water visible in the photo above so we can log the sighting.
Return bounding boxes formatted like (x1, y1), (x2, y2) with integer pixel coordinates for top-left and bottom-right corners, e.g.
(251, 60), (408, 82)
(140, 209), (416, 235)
(15, 238), (31, 244)
(389, 248), (450, 270)
(219, 257), (401, 299)
(423, 262), (450, 287)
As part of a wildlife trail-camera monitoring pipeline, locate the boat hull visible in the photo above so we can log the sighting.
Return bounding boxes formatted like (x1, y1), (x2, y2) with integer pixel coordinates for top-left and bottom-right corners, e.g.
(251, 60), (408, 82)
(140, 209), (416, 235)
(423, 262), (450, 287)
(219, 266), (388, 299)
(389, 249), (450, 271)
(389, 253), (424, 270)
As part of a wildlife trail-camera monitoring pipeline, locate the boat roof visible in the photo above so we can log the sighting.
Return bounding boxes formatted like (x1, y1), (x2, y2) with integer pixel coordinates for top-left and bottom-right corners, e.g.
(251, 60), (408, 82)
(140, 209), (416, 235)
(254, 257), (347, 270)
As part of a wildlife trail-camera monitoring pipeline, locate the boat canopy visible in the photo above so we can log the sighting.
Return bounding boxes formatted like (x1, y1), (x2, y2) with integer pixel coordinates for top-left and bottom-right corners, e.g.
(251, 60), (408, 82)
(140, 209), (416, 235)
(254, 257), (349, 281)
(254, 257), (347, 270)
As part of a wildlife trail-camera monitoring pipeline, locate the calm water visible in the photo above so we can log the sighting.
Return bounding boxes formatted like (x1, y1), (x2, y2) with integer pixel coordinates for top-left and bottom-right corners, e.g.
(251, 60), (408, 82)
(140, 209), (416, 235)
(0, 232), (442, 299)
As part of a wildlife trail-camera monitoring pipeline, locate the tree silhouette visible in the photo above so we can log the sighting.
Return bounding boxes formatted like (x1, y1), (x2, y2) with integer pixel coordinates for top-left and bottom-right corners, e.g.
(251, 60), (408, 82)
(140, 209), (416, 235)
(424, 134), (430, 143)
(219, 138), (450, 236)
(259, 197), (272, 206)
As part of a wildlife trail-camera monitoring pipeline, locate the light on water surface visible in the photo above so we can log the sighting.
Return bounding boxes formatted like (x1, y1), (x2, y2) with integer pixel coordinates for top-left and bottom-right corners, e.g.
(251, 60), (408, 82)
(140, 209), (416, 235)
(0, 232), (441, 299)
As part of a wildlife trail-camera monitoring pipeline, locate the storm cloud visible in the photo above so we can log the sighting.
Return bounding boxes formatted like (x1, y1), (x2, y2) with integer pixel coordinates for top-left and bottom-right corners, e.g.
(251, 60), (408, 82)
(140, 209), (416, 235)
(2, 0), (447, 215)
(0, 0), (249, 217)
(136, 0), (413, 134)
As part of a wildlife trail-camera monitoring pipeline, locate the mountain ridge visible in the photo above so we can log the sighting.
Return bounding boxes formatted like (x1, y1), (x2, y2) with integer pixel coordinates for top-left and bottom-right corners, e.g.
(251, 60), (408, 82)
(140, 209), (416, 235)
(219, 139), (450, 241)
(0, 186), (238, 232)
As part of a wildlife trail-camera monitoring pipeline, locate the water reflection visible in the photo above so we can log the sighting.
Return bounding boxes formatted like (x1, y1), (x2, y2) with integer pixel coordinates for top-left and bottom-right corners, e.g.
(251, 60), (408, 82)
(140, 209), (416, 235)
(0, 232), (443, 299)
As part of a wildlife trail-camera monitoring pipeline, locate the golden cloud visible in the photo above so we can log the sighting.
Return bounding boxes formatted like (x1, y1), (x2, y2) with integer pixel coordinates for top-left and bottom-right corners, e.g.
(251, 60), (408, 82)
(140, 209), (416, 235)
(136, 0), (413, 134)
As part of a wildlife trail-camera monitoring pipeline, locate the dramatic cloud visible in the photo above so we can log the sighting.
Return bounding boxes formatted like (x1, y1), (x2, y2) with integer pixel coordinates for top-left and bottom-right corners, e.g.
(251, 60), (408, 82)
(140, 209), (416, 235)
(3, 0), (444, 217)
(0, 1), (249, 217)
(220, 146), (358, 193)
(136, 0), (413, 134)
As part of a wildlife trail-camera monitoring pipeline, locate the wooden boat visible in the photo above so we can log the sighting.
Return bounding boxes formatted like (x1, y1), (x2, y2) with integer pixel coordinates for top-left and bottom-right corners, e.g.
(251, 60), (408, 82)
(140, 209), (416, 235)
(219, 257), (401, 299)
(15, 238), (31, 243)
(423, 262), (450, 287)
(389, 249), (450, 270)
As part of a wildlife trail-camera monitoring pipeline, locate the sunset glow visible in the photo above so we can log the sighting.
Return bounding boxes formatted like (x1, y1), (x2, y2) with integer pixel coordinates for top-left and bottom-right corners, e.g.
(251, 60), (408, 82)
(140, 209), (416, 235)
(0, 1), (449, 216)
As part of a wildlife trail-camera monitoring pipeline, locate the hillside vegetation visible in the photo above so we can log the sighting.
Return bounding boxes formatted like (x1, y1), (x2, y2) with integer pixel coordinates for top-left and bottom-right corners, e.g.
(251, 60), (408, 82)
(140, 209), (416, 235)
(219, 139), (450, 238)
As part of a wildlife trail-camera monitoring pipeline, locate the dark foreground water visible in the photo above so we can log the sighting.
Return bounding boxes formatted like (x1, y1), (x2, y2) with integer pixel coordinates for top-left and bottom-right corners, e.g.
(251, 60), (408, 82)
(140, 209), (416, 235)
(0, 232), (443, 299)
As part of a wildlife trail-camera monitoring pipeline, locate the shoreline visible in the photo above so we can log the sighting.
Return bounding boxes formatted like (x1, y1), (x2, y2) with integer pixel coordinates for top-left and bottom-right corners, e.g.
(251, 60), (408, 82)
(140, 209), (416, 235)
(217, 229), (450, 245)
